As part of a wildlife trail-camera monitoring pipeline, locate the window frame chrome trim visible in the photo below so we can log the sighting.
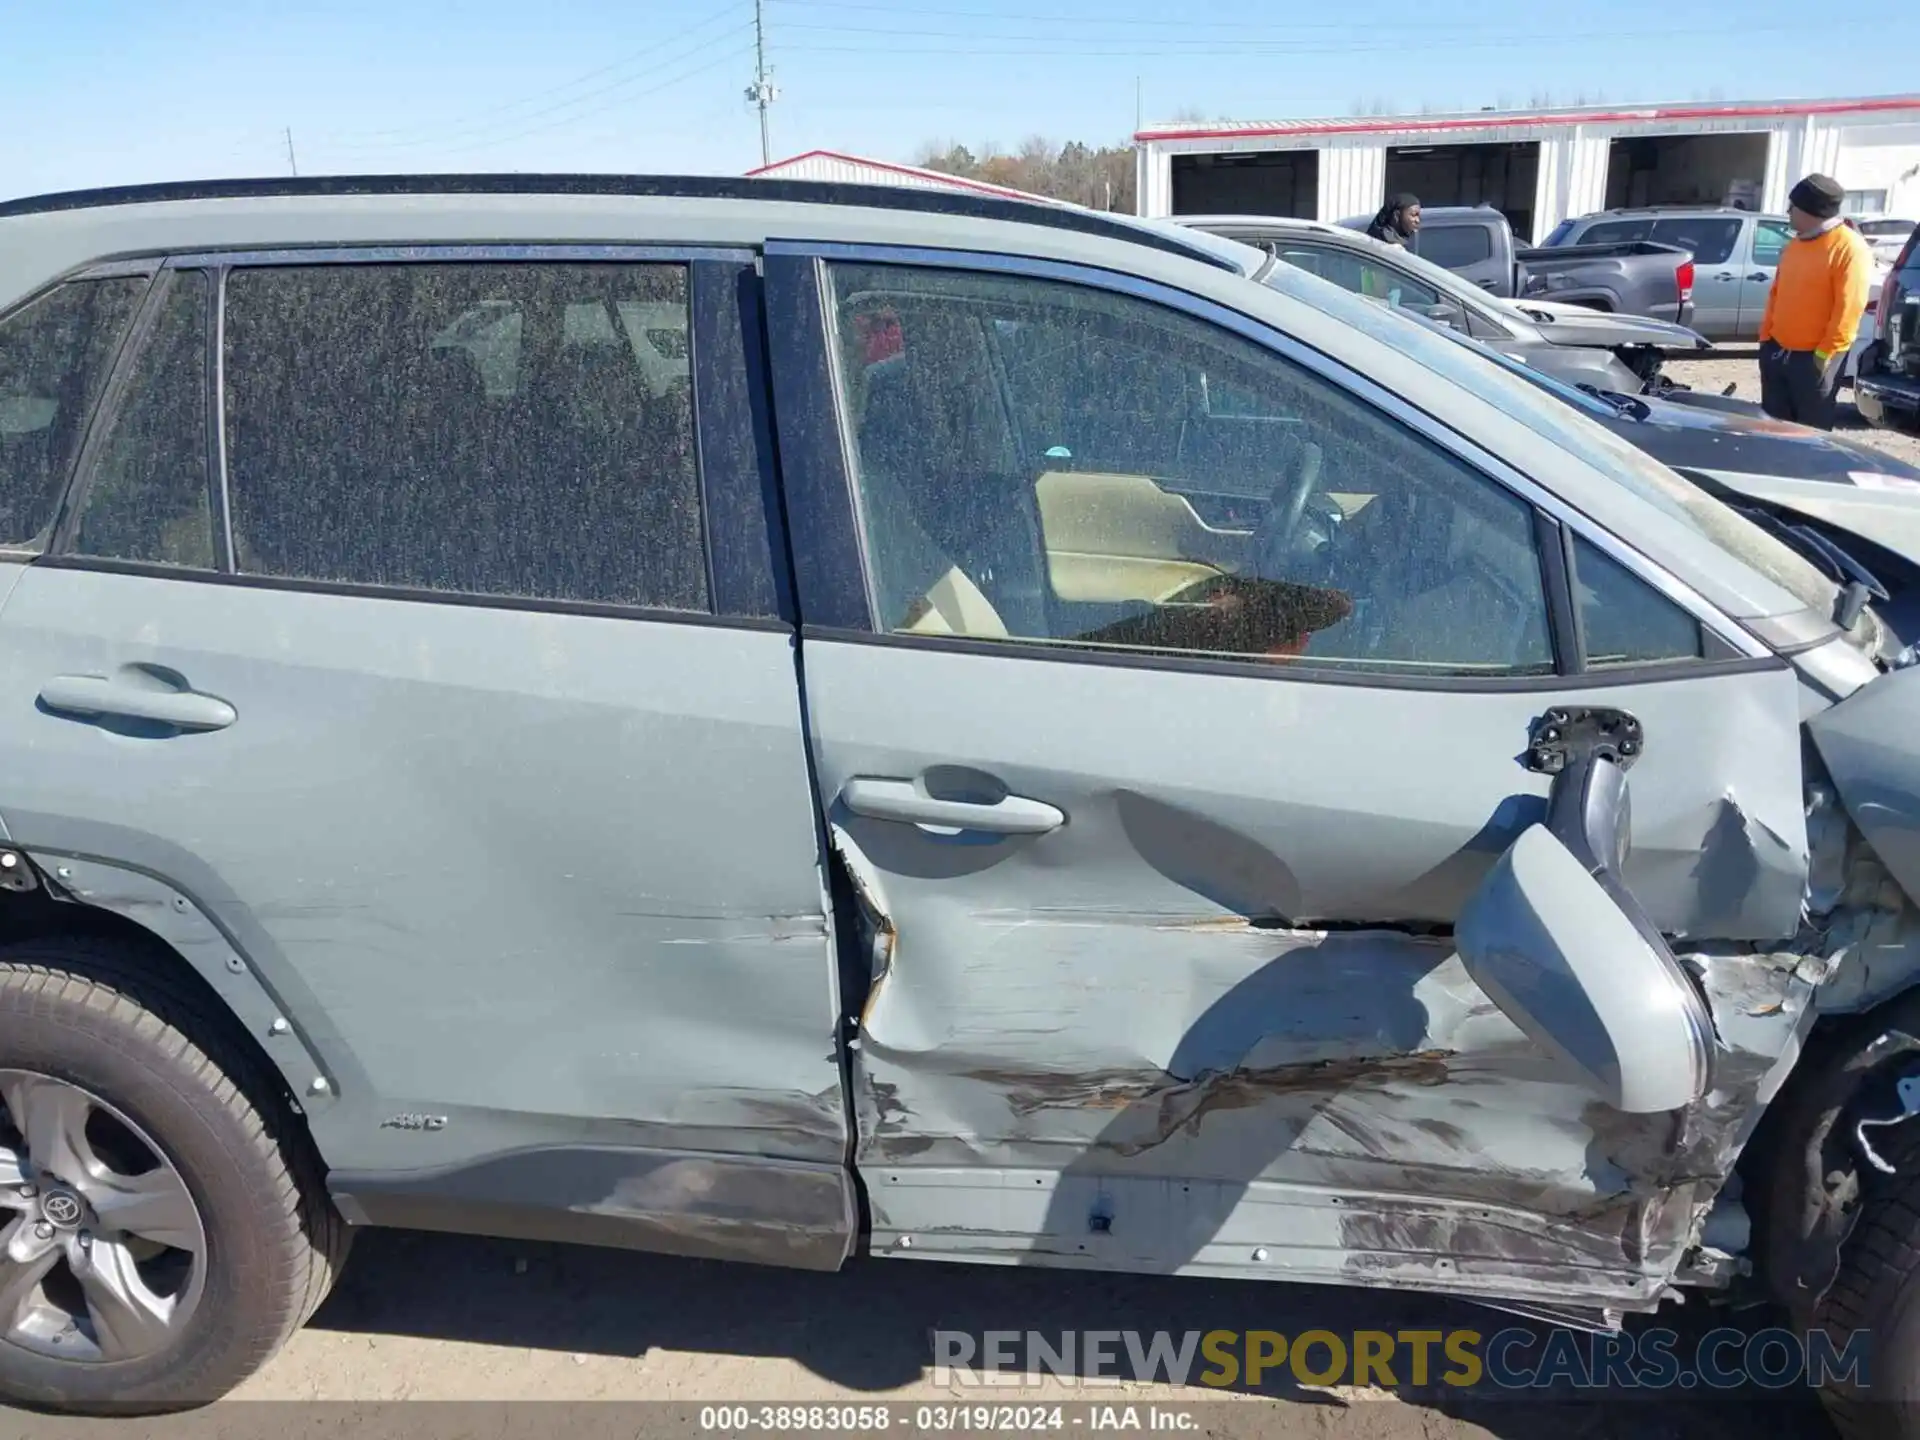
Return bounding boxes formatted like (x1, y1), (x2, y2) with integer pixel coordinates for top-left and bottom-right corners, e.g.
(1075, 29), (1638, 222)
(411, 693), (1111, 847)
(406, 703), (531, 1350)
(157, 243), (756, 269)
(769, 238), (1774, 664)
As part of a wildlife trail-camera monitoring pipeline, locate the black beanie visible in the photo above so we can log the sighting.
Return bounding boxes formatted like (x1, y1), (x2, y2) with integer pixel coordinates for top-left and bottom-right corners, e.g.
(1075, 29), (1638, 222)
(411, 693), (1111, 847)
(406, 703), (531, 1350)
(1789, 173), (1844, 220)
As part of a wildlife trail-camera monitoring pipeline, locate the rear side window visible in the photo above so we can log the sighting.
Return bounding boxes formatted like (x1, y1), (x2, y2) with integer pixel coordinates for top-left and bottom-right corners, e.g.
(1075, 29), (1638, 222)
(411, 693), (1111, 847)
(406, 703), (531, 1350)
(1576, 220), (1653, 245)
(1650, 218), (1741, 266)
(1415, 226), (1494, 268)
(223, 262), (709, 611)
(1752, 222), (1792, 268)
(0, 277), (145, 550)
(73, 271), (215, 568)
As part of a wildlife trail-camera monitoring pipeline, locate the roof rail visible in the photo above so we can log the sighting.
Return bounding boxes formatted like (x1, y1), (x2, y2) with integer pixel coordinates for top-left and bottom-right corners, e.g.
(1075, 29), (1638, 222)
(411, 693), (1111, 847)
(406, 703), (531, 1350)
(0, 172), (1237, 272)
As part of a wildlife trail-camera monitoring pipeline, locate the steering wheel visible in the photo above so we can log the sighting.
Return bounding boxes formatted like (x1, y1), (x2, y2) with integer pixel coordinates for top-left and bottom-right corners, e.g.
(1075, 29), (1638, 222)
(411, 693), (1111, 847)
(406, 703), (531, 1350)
(1244, 440), (1324, 580)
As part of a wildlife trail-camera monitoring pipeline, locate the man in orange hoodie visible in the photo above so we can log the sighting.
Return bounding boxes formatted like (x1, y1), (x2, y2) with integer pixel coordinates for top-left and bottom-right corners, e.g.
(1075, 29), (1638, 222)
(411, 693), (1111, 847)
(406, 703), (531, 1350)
(1757, 173), (1873, 431)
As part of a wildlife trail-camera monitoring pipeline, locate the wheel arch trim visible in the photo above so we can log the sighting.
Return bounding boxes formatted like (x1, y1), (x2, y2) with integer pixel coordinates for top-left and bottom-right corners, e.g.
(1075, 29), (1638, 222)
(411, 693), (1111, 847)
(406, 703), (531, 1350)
(16, 849), (348, 1132)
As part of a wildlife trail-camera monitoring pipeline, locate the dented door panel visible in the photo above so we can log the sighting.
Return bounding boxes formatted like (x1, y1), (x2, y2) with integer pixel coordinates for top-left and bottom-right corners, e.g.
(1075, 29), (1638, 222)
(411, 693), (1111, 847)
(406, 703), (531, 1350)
(810, 639), (1812, 1303)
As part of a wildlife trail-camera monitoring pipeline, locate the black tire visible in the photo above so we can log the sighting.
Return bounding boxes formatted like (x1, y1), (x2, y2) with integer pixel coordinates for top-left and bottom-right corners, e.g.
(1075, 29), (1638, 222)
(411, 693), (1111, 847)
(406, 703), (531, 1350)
(0, 934), (348, 1411)
(1813, 1129), (1920, 1440)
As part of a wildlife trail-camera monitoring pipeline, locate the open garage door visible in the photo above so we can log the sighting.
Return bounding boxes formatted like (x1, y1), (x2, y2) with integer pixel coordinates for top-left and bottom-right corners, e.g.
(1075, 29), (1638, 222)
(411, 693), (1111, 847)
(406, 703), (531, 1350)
(1385, 142), (1540, 239)
(1171, 150), (1320, 218)
(1605, 133), (1771, 210)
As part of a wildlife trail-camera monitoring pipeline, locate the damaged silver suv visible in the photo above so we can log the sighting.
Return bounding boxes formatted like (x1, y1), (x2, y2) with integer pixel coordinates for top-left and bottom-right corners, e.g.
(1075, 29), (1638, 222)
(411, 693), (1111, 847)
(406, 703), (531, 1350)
(0, 175), (1918, 1430)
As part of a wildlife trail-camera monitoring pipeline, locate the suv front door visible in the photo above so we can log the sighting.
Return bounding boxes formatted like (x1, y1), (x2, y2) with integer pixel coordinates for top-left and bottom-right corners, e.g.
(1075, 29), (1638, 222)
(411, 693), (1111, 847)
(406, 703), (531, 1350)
(1648, 217), (1745, 339)
(768, 245), (1814, 1308)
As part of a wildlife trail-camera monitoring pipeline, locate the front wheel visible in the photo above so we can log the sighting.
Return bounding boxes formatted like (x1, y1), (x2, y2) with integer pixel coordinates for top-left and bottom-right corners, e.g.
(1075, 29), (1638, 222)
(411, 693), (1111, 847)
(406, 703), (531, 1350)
(1812, 1131), (1920, 1439)
(0, 937), (348, 1411)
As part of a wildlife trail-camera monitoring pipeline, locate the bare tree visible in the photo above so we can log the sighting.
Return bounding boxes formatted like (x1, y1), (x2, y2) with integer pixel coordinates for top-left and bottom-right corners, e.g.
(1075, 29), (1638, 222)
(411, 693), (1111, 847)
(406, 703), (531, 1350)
(913, 135), (1138, 212)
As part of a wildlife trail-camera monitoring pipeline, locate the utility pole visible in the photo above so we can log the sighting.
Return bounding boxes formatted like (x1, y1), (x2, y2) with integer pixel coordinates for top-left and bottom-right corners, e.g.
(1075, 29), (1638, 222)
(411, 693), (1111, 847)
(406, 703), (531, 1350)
(745, 0), (779, 167)
(283, 127), (299, 177)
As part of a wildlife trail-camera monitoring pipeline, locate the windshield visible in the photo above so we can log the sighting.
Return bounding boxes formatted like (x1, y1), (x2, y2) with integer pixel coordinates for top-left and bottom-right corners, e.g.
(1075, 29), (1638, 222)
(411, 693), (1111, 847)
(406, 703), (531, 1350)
(1257, 262), (1847, 632)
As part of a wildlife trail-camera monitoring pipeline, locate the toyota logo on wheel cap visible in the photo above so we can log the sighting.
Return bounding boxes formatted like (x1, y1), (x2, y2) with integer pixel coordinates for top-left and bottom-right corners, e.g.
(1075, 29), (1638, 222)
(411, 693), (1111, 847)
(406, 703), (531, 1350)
(40, 1191), (83, 1228)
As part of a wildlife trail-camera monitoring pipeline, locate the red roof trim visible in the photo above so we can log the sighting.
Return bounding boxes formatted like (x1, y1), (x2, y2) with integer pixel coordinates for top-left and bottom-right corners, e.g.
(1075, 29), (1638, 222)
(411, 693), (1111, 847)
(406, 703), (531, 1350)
(743, 149), (1054, 203)
(1135, 95), (1920, 144)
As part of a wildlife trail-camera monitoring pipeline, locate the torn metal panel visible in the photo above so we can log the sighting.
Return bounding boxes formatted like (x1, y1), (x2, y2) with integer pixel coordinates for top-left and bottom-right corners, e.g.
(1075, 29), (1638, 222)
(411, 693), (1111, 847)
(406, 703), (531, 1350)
(803, 632), (1813, 1308)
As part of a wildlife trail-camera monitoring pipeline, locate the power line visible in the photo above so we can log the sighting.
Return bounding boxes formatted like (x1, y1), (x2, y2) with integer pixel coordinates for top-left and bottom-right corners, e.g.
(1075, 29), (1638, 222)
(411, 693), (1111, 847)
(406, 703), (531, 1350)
(423, 43), (759, 158)
(780, 17), (1874, 57)
(313, 5), (755, 153)
(283, 127), (298, 177)
(767, 0), (1597, 32)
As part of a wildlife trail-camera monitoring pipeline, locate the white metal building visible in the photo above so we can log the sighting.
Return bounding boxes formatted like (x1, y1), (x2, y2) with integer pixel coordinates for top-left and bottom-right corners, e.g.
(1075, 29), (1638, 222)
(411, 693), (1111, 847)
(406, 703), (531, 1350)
(1135, 96), (1920, 242)
(745, 149), (1062, 205)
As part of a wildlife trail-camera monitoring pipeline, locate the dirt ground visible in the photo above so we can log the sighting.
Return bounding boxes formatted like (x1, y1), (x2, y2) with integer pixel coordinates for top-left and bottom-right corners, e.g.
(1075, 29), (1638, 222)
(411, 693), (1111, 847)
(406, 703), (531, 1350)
(114, 1226), (1823, 1439)
(1664, 350), (1920, 469)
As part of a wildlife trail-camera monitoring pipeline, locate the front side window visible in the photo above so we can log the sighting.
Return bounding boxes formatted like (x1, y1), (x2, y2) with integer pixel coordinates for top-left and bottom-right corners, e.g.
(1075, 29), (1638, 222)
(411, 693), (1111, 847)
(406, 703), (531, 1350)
(73, 271), (215, 568)
(1261, 256), (1846, 635)
(223, 262), (708, 611)
(1752, 221), (1792, 268)
(825, 262), (1553, 678)
(1650, 218), (1741, 267)
(1274, 245), (1456, 326)
(0, 277), (146, 550)
(1572, 535), (1704, 667)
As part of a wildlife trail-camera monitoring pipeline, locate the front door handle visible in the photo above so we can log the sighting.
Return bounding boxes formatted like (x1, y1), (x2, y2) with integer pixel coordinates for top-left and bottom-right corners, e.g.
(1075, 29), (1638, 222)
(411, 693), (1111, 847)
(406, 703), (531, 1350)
(841, 777), (1064, 835)
(1748, 272), (1769, 281)
(39, 676), (236, 732)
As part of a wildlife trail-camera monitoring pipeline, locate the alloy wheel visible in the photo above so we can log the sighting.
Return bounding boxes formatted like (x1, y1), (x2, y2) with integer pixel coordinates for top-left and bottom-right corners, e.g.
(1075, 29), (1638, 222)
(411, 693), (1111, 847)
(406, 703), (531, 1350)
(0, 1070), (205, 1363)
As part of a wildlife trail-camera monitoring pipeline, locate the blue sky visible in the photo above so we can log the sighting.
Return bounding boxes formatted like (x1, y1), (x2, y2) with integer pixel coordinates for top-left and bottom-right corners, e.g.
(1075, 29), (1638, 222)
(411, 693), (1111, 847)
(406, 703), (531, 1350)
(1, 0), (1906, 200)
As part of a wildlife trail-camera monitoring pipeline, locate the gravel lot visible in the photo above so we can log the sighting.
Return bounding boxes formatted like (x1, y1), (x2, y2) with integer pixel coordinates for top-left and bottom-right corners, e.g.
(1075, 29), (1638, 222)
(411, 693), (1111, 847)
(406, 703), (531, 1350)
(1664, 350), (1920, 469)
(56, 1227), (1807, 1439)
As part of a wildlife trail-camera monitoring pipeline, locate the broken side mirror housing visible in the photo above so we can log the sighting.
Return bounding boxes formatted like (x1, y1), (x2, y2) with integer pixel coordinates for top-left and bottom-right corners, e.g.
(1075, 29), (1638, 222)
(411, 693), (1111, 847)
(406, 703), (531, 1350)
(1455, 709), (1715, 1115)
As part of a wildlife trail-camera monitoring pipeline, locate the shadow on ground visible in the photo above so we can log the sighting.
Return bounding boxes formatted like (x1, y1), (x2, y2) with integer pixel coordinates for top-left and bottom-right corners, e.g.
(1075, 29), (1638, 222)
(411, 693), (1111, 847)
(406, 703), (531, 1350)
(308, 1228), (1835, 1439)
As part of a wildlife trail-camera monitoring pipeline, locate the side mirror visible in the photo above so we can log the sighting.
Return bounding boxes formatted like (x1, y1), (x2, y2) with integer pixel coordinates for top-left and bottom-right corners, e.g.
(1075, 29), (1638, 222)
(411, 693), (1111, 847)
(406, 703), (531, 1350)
(1455, 708), (1716, 1114)
(1419, 302), (1470, 333)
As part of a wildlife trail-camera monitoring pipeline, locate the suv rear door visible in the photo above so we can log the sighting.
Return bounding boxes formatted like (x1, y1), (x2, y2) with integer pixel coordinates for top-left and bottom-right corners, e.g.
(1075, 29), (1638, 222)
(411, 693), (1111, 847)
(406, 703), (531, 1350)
(1647, 216), (1744, 339)
(0, 251), (856, 1265)
(1740, 218), (1794, 338)
(766, 244), (1816, 1307)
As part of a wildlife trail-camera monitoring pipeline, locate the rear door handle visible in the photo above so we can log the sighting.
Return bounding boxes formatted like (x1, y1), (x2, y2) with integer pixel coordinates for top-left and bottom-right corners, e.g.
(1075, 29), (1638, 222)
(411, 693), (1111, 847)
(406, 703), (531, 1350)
(841, 777), (1064, 835)
(39, 676), (237, 732)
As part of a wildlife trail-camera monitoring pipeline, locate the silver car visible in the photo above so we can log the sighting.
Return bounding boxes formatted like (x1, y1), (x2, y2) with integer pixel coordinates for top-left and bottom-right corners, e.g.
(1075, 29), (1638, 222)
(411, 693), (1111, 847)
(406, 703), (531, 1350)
(3, 177), (1920, 1433)
(1173, 213), (1710, 395)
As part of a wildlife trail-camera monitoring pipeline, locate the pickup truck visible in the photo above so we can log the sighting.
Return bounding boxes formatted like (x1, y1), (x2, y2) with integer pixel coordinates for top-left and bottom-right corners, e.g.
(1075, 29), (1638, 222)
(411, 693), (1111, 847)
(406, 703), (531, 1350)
(1341, 204), (1696, 327)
